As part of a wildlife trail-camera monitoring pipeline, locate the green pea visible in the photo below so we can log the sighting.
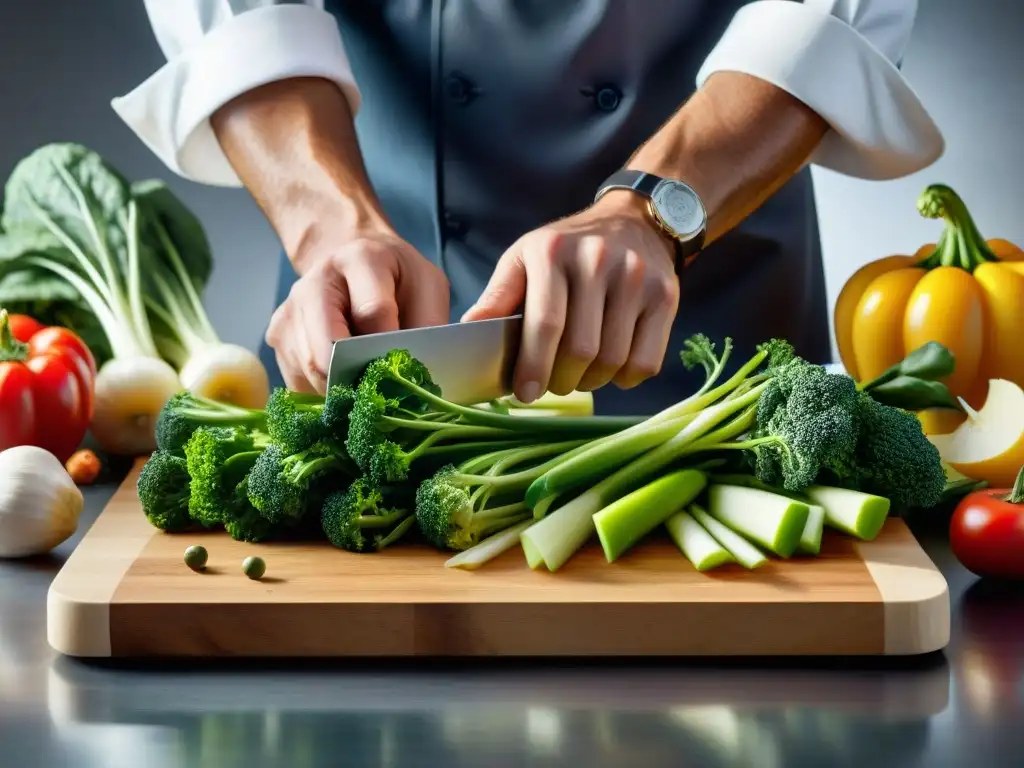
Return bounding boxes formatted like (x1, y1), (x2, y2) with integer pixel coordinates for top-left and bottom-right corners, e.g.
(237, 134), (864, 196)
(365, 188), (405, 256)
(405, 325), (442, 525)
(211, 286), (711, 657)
(242, 556), (266, 580)
(184, 545), (208, 572)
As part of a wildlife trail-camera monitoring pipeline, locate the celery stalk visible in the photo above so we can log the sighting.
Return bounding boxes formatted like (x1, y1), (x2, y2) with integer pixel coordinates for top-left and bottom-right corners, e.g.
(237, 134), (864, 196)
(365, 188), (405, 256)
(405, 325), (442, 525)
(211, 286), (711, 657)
(593, 469), (708, 563)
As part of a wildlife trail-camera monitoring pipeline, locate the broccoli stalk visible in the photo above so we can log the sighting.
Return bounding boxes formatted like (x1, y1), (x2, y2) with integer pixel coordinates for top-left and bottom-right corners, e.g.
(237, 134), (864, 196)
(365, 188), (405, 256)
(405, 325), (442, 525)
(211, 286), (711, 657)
(155, 391), (267, 455)
(345, 350), (644, 479)
(321, 477), (417, 553)
(414, 440), (589, 551)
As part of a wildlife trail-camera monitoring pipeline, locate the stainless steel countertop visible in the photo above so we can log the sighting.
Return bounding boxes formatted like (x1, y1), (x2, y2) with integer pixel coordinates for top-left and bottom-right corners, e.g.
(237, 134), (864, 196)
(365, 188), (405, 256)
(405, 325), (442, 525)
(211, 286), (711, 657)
(2, 477), (1023, 768)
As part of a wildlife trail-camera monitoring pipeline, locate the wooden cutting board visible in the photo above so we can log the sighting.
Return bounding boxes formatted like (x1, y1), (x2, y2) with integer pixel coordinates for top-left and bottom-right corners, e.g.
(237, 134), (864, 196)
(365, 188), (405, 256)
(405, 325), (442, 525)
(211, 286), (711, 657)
(47, 460), (950, 659)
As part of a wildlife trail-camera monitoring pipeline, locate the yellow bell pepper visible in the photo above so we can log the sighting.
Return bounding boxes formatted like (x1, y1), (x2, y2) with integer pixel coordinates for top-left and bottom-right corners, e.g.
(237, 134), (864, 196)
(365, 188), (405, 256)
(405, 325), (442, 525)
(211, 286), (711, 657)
(835, 184), (1024, 434)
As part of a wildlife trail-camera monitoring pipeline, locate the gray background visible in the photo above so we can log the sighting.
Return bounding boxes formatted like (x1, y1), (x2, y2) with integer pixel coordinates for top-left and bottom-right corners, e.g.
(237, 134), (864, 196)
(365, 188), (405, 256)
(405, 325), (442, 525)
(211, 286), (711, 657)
(0, 0), (1021, 362)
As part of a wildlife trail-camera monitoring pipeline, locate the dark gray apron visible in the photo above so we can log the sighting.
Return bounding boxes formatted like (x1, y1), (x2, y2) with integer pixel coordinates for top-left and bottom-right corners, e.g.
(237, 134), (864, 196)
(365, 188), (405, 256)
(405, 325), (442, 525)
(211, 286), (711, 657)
(258, 0), (831, 416)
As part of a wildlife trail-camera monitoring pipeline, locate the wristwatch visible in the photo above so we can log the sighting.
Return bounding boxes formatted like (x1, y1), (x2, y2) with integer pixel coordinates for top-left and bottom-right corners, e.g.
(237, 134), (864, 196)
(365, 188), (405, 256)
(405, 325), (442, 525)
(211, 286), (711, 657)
(594, 170), (707, 273)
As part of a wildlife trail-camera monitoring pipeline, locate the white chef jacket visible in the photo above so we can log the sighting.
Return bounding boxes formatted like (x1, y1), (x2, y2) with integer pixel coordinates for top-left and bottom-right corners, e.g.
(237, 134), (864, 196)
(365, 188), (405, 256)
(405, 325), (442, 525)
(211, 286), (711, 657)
(113, 0), (944, 188)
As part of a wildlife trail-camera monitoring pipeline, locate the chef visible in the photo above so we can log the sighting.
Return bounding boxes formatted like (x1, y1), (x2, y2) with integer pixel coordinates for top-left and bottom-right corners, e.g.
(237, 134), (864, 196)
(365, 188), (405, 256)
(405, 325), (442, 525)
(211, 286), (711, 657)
(113, 0), (942, 416)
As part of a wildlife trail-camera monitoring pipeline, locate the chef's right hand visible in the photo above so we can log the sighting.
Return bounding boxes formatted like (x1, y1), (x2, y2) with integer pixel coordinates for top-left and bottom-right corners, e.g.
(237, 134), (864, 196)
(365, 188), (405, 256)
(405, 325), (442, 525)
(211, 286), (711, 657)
(265, 229), (450, 394)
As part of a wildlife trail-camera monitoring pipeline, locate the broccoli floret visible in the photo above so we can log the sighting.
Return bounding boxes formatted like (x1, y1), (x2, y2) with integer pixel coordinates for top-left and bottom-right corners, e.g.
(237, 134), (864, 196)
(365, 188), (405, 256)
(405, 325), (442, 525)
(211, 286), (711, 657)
(321, 477), (416, 552)
(265, 384), (357, 454)
(415, 465), (533, 551)
(155, 391), (267, 455)
(750, 361), (861, 491)
(137, 451), (192, 531)
(223, 477), (278, 542)
(840, 394), (946, 508)
(184, 425), (270, 526)
(246, 442), (356, 522)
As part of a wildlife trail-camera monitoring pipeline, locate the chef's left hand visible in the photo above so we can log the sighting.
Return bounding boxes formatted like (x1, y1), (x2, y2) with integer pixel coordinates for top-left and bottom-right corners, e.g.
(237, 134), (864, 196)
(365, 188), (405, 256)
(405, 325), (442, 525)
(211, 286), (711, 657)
(461, 191), (680, 403)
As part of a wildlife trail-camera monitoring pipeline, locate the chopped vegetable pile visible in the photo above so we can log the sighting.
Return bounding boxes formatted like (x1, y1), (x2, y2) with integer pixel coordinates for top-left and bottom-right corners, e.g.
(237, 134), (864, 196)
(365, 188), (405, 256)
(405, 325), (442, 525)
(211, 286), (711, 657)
(138, 335), (948, 574)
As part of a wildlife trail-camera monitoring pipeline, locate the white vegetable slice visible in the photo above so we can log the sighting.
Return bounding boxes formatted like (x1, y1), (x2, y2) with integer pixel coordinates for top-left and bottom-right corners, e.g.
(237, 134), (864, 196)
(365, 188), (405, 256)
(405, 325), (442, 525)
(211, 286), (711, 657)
(665, 510), (734, 571)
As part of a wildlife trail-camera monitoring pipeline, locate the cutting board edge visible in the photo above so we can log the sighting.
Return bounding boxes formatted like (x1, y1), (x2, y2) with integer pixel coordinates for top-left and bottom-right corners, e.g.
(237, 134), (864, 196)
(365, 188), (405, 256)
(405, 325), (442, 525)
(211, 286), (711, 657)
(856, 536), (951, 655)
(47, 459), (156, 659)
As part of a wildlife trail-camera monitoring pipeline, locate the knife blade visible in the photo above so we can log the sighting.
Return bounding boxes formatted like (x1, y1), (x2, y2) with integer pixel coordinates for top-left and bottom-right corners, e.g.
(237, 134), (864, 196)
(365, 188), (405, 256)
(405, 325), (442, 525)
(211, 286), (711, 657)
(326, 315), (523, 405)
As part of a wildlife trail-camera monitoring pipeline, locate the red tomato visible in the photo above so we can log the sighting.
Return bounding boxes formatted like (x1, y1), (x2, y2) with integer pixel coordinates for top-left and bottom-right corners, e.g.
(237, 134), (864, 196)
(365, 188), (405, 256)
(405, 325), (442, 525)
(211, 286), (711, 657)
(0, 310), (94, 462)
(949, 468), (1024, 580)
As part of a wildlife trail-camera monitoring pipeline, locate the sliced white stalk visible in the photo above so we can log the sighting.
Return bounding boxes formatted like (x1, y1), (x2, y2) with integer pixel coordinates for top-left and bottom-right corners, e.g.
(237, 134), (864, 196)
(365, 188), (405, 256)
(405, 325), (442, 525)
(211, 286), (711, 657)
(179, 343), (271, 409)
(665, 510), (734, 572)
(89, 357), (182, 456)
(444, 520), (534, 570)
(689, 504), (767, 570)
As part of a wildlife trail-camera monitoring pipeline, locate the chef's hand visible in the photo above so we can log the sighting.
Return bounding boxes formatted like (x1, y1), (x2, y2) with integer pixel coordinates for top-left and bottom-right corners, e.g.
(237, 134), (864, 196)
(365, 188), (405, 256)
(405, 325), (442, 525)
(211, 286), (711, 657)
(265, 228), (450, 394)
(462, 192), (679, 402)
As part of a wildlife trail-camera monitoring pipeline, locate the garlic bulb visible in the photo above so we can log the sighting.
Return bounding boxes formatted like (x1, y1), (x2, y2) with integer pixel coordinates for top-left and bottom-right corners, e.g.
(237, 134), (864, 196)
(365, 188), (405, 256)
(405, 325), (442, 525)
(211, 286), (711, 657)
(0, 446), (83, 558)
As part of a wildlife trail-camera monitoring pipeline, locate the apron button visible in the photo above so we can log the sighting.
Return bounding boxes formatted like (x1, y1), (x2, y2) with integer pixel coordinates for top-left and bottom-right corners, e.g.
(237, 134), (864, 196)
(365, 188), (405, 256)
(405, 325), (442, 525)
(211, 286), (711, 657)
(444, 72), (479, 105)
(591, 84), (622, 112)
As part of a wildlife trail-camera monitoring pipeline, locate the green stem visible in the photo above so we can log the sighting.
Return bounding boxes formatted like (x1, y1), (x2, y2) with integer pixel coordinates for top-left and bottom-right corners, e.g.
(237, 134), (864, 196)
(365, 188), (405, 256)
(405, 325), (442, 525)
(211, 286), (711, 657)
(155, 220), (220, 344)
(24, 255), (140, 358)
(916, 184), (997, 272)
(389, 373), (643, 434)
(379, 415), (513, 437)
(1007, 466), (1024, 504)
(358, 510), (409, 529)
(0, 309), (29, 362)
(374, 515), (417, 548)
(125, 202), (159, 357)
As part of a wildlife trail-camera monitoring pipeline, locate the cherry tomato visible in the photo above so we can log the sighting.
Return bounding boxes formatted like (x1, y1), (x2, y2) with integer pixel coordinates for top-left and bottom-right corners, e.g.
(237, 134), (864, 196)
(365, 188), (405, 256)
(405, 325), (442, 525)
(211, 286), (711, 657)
(949, 467), (1024, 580)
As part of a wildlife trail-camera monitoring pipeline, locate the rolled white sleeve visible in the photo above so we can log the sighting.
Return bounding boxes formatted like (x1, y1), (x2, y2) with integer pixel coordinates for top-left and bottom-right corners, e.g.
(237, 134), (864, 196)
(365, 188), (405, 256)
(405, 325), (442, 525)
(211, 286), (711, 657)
(696, 0), (944, 180)
(112, 1), (361, 187)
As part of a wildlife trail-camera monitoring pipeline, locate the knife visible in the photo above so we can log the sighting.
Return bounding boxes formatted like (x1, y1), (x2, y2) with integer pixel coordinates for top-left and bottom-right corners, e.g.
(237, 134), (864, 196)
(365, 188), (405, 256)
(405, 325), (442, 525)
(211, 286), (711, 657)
(326, 315), (524, 405)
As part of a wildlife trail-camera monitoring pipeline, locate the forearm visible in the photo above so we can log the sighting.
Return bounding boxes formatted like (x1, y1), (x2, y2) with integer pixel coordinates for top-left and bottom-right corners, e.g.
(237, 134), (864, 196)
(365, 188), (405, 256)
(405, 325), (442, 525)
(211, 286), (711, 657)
(211, 77), (389, 273)
(626, 71), (829, 245)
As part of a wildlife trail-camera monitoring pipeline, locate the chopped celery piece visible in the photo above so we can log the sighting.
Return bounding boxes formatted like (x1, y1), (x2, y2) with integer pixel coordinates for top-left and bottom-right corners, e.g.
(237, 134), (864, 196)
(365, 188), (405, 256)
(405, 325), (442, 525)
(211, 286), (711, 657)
(665, 510), (734, 571)
(706, 484), (810, 558)
(797, 504), (826, 555)
(689, 504), (767, 569)
(445, 520), (534, 570)
(593, 469), (707, 563)
(803, 485), (890, 541)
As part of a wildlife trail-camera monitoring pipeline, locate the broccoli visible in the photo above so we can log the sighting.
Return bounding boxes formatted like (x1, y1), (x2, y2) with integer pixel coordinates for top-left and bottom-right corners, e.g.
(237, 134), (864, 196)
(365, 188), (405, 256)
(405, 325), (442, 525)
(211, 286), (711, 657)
(137, 451), (192, 531)
(415, 465), (534, 551)
(748, 362), (861, 492)
(321, 477), (416, 552)
(265, 384), (356, 454)
(184, 425), (271, 527)
(223, 477), (278, 542)
(155, 391), (267, 455)
(246, 441), (357, 522)
(345, 350), (643, 481)
(837, 394), (946, 508)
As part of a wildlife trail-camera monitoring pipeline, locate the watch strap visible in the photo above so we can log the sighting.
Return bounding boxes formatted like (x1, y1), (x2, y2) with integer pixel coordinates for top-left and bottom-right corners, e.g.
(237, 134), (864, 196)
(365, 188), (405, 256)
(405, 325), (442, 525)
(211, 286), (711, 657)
(594, 169), (662, 200)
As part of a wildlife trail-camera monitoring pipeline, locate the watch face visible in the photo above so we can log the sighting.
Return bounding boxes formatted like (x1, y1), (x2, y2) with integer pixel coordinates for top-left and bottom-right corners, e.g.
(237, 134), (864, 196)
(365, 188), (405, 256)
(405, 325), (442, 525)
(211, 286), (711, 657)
(651, 180), (705, 239)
